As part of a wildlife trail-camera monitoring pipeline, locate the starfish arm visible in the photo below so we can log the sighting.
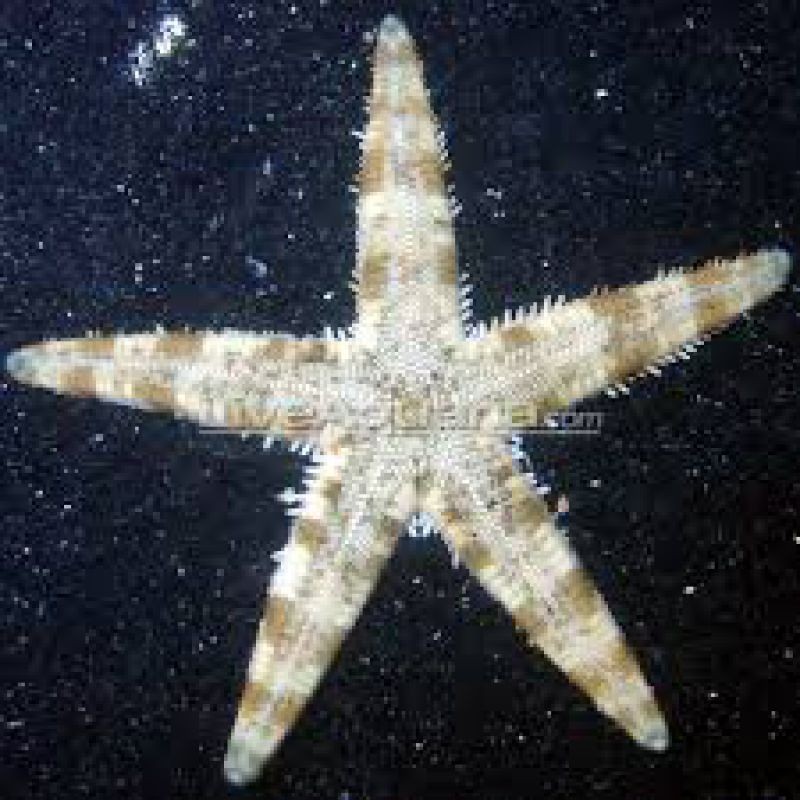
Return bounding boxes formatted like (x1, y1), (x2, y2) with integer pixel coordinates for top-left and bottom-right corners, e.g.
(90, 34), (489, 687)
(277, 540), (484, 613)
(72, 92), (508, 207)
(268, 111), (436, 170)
(422, 436), (668, 751)
(5, 331), (351, 440)
(462, 249), (790, 423)
(223, 434), (413, 785)
(352, 16), (461, 349)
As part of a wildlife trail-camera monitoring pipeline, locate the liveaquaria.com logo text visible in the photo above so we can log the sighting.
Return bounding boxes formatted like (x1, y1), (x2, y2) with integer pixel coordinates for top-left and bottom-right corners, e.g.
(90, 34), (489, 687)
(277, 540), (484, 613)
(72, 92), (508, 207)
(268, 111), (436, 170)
(201, 388), (604, 436)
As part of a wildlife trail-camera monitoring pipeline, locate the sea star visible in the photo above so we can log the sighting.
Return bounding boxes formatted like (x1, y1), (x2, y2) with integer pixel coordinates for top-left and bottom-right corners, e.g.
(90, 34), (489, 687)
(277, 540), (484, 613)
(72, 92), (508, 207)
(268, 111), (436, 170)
(6, 14), (790, 785)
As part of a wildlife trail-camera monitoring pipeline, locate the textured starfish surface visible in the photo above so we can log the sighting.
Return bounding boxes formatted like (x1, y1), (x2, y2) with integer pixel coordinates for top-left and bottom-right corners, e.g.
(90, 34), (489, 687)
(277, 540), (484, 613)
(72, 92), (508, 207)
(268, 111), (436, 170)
(5, 14), (791, 786)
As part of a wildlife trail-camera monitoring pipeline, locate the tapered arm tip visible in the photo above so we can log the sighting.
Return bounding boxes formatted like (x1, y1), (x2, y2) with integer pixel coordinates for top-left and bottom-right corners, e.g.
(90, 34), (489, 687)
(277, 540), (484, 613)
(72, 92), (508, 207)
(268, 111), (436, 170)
(378, 15), (409, 40)
(635, 718), (670, 752)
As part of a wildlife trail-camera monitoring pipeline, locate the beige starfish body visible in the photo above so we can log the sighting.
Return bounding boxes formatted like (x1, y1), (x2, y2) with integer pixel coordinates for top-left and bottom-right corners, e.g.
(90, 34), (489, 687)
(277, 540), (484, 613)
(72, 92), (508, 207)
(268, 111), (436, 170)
(6, 15), (790, 785)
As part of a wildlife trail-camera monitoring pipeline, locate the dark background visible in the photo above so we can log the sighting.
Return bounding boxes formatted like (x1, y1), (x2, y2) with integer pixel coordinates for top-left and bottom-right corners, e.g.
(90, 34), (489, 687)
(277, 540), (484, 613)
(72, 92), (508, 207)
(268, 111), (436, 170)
(2, 1), (799, 798)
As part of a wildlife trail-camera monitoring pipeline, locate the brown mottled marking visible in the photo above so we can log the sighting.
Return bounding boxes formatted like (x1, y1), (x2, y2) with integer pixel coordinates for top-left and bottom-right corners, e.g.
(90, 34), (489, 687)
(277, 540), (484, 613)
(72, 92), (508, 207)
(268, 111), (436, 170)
(314, 630), (343, 666)
(358, 249), (390, 302)
(376, 514), (397, 540)
(284, 409), (317, 434)
(513, 494), (549, 530)
(301, 340), (327, 363)
(492, 459), (515, 485)
(499, 325), (535, 349)
(132, 379), (175, 410)
(61, 366), (97, 396)
(585, 290), (636, 319)
(363, 544), (394, 576)
(696, 296), (737, 331)
(238, 680), (269, 720)
(605, 638), (640, 682)
(240, 406), (270, 430)
(359, 133), (386, 194)
(556, 568), (599, 619)
(686, 261), (727, 287)
(320, 478), (343, 506)
(459, 537), (493, 571)
(609, 341), (649, 380)
(223, 402), (247, 428)
(439, 505), (465, 527)
(260, 597), (292, 642)
(77, 337), (116, 358)
(535, 389), (568, 417)
(589, 289), (674, 379)
(412, 154), (444, 194)
(398, 89), (430, 120)
(295, 518), (327, 550)
(413, 470), (435, 500)
(568, 664), (610, 701)
(156, 333), (203, 359)
(583, 293), (608, 317)
(512, 602), (548, 640)
(272, 692), (303, 729)
(509, 403), (537, 427)
(366, 95), (391, 120)
(436, 243), (458, 287)
(234, 405), (269, 431)
(507, 473), (531, 496)
(255, 339), (288, 362)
